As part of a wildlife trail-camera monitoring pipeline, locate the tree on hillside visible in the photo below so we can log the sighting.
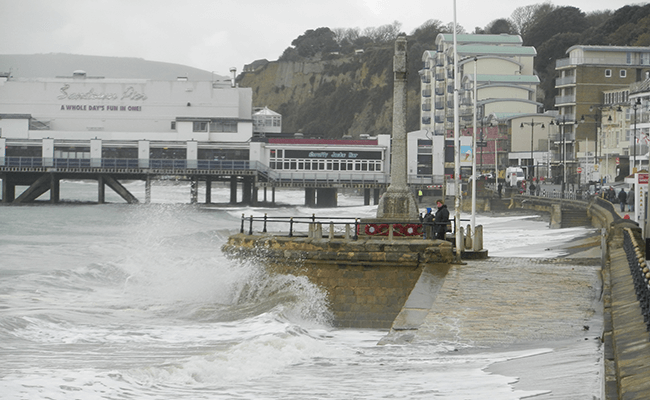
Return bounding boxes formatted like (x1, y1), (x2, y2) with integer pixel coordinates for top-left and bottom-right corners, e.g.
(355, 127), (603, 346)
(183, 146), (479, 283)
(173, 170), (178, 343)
(409, 19), (445, 45)
(485, 18), (515, 34)
(363, 21), (403, 43)
(510, 2), (555, 38)
(598, 4), (650, 46)
(290, 27), (339, 58)
(525, 6), (588, 49)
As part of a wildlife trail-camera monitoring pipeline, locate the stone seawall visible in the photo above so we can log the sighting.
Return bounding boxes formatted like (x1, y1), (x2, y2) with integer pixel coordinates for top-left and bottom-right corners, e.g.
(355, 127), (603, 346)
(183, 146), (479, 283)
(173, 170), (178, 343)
(222, 234), (453, 329)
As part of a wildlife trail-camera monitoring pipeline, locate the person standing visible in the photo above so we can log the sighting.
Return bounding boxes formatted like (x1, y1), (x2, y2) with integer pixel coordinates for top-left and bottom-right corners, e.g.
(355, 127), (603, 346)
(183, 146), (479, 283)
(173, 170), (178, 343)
(423, 207), (434, 239)
(627, 186), (635, 212)
(418, 189), (423, 203)
(497, 181), (503, 198)
(434, 199), (450, 240)
(618, 188), (627, 212)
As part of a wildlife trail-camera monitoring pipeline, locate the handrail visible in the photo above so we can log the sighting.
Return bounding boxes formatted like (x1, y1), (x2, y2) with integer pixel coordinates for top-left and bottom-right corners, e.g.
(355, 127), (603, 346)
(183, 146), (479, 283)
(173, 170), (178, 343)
(238, 213), (462, 241)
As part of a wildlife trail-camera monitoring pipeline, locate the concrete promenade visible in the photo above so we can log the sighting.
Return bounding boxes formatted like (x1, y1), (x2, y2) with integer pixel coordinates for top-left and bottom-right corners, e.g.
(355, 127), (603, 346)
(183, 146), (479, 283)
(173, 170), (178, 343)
(381, 201), (650, 399)
(382, 238), (605, 399)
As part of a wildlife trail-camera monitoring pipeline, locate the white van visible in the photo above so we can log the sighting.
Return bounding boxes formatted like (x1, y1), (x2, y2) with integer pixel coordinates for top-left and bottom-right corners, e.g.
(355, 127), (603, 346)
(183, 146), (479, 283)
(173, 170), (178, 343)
(505, 167), (525, 187)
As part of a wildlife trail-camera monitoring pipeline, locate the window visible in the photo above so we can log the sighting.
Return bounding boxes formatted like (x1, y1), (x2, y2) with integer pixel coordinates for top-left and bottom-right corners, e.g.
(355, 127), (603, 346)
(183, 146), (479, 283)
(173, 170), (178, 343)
(209, 120), (237, 133)
(605, 69), (612, 78)
(171, 121), (176, 130)
(620, 70), (627, 78)
(193, 121), (208, 132)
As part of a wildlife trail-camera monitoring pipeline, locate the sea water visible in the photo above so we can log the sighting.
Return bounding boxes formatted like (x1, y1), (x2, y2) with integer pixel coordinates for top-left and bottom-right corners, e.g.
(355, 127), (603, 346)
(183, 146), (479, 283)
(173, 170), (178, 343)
(0, 181), (596, 399)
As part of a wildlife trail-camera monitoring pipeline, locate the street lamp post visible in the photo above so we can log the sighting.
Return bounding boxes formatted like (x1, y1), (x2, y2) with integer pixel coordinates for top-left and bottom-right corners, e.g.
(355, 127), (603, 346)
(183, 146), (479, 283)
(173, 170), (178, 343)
(551, 116), (568, 196)
(633, 98), (642, 174)
(520, 120), (545, 183)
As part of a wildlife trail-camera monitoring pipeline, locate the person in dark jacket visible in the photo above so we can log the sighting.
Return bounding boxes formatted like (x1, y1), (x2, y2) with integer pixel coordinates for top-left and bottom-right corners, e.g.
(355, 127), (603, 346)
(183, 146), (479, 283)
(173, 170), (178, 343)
(434, 199), (450, 240)
(618, 188), (627, 212)
(628, 186), (635, 212)
(607, 187), (616, 203)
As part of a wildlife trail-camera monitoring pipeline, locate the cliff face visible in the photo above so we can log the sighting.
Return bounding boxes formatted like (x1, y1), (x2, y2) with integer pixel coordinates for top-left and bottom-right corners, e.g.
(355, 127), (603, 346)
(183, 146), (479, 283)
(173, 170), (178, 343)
(237, 46), (422, 138)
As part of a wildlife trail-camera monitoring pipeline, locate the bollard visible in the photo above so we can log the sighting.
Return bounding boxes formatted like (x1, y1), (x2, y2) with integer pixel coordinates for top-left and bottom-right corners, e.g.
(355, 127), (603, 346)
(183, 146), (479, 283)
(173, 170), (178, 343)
(465, 224), (472, 250)
(248, 215), (253, 235)
(353, 219), (359, 241)
(240, 213), (245, 233)
(289, 217), (294, 237)
(474, 225), (483, 251)
(263, 213), (268, 233)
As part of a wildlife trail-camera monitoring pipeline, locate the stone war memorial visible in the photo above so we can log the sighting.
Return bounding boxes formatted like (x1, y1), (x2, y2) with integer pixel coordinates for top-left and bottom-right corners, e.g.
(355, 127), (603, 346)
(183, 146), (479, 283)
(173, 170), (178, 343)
(223, 36), (461, 329)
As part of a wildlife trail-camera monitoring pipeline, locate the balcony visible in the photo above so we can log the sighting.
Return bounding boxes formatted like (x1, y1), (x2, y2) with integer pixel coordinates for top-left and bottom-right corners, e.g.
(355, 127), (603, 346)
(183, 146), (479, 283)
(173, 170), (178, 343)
(555, 75), (576, 86)
(555, 95), (576, 105)
(552, 132), (576, 142)
(556, 56), (631, 68)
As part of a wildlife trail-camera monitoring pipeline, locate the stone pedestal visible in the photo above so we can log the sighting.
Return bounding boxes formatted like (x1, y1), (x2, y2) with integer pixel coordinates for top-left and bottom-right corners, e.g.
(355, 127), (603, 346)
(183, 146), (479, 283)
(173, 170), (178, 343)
(376, 188), (419, 219)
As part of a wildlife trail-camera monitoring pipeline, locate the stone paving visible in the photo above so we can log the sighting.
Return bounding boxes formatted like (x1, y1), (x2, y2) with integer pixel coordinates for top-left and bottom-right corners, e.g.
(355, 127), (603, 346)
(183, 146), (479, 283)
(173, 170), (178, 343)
(406, 256), (603, 347)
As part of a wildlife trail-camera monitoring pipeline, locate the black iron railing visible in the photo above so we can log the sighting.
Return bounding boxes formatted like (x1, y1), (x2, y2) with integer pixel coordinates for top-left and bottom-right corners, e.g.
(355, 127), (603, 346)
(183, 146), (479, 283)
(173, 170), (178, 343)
(623, 228), (650, 332)
(238, 213), (458, 240)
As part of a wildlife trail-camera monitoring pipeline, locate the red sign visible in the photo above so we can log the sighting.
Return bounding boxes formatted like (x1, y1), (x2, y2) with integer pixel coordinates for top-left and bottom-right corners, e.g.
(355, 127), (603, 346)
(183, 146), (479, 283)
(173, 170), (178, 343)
(577, 167), (582, 173)
(639, 173), (649, 185)
(616, 157), (620, 165)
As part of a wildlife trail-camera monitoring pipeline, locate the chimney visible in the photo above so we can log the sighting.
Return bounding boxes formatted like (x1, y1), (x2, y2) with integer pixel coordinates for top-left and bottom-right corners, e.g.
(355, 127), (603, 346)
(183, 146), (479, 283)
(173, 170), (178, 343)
(230, 67), (237, 88)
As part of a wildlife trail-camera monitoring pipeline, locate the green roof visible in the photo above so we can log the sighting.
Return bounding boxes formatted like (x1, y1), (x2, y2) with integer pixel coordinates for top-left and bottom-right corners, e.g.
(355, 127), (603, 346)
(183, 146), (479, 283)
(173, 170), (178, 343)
(475, 74), (540, 84)
(438, 33), (522, 45)
(457, 44), (536, 56)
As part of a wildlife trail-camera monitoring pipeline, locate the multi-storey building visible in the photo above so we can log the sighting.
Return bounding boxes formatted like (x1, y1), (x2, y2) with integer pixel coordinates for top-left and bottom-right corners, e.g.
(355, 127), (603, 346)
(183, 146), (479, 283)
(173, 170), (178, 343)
(554, 45), (650, 184)
(418, 33), (541, 180)
(420, 33), (539, 136)
(629, 79), (650, 173)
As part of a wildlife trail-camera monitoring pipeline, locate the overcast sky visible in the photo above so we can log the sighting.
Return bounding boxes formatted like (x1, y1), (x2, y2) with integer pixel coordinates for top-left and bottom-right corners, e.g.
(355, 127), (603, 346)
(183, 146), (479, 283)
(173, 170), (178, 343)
(0, 0), (637, 77)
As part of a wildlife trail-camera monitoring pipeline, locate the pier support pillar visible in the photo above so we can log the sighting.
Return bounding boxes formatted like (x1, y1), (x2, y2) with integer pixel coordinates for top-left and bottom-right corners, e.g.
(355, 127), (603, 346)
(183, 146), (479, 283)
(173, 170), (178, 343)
(305, 188), (316, 207)
(2, 175), (15, 202)
(316, 188), (337, 208)
(145, 176), (151, 204)
(272, 187), (276, 204)
(229, 177), (238, 204)
(205, 177), (212, 204)
(50, 174), (59, 203)
(98, 175), (105, 204)
(242, 178), (252, 205)
(190, 178), (198, 204)
(374, 188), (381, 205)
(364, 189), (371, 205)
